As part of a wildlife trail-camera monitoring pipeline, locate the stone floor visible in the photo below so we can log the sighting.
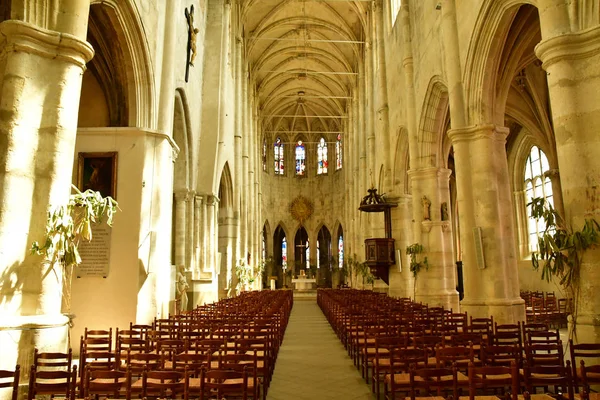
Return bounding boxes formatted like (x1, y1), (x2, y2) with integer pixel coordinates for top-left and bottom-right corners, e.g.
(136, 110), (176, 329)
(267, 298), (376, 400)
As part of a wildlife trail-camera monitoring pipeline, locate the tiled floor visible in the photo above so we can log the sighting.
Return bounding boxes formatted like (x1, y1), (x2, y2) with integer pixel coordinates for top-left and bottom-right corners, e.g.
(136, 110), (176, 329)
(267, 299), (376, 400)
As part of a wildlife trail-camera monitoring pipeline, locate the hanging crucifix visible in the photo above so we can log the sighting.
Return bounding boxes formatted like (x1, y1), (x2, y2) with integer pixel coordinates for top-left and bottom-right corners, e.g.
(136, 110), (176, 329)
(185, 5), (199, 83)
(296, 239), (309, 268)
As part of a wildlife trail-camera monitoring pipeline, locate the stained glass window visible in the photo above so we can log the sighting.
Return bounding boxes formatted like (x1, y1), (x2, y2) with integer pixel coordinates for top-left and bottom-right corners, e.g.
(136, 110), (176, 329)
(338, 235), (344, 269)
(282, 237), (288, 269)
(525, 146), (553, 252)
(305, 238), (310, 269)
(262, 137), (267, 172)
(295, 140), (306, 175)
(336, 133), (342, 170)
(317, 137), (328, 175)
(274, 137), (284, 175)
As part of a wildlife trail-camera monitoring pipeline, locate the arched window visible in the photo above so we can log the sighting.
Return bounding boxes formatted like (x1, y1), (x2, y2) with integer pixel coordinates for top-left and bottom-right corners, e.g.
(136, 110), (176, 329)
(525, 146), (553, 252)
(316, 240), (320, 269)
(295, 140), (306, 175)
(336, 133), (343, 170)
(262, 137), (267, 172)
(305, 238), (310, 269)
(338, 235), (344, 269)
(274, 137), (284, 175)
(317, 137), (328, 175)
(282, 237), (288, 269)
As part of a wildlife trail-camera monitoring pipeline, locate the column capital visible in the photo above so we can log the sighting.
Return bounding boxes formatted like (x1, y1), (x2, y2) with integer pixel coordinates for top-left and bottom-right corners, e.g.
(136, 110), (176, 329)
(207, 194), (220, 206)
(174, 189), (192, 202)
(447, 124), (509, 145)
(535, 25), (600, 69)
(0, 20), (94, 69)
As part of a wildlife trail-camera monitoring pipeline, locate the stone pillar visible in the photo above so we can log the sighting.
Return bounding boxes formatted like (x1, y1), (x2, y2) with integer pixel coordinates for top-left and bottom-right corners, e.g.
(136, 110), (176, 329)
(374, 0), (392, 194)
(173, 190), (189, 268)
(0, 5), (93, 389)
(199, 195), (208, 274)
(194, 195), (203, 276)
(535, 23), (600, 342)
(186, 190), (195, 271)
(206, 195), (218, 275)
(447, 125), (525, 323)
(408, 168), (459, 309)
(388, 195), (414, 299)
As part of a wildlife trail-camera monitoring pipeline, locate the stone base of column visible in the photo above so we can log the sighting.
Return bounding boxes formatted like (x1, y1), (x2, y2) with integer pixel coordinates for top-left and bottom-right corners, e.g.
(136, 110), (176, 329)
(415, 291), (460, 311)
(573, 315), (600, 344)
(460, 297), (526, 324)
(0, 314), (70, 400)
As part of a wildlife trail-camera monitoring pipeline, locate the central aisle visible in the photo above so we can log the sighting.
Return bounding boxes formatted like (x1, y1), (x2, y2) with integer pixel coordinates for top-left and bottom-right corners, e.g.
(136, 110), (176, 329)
(267, 299), (376, 400)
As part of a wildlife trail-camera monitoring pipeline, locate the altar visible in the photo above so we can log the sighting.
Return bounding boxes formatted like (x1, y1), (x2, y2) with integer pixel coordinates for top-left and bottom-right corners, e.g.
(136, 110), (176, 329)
(291, 278), (316, 291)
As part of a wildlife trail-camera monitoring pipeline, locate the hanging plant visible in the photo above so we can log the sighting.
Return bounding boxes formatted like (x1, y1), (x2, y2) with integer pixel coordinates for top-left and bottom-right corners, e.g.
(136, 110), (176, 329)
(30, 185), (119, 315)
(529, 197), (600, 338)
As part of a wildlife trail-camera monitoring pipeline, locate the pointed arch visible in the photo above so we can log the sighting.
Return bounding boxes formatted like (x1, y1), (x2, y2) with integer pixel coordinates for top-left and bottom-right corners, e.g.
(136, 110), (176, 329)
(392, 126), (410, 195)
(417, 76), (449, 169)
(173, 89), (192, 191)
(463, 0), (537, 125)
(217, 163), (234, 210)
(89, 0), (156, 129)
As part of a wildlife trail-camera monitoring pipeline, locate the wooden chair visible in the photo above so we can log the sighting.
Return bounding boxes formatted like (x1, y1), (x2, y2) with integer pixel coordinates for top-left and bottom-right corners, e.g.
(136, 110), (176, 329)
(28, 364), (77, 400)
(524, 342), (564, 367)
(480, 344), (522, 368)
(435, 344), (473, 386)
(408, 364), (458, 400)
(371, 335), (409, 399)
(83, 365), (130, 400)
(521, 360), (574, 398)
(33, 348), (72, 371)
(467, 360), (519, 400)
(0, 365), (20, 400)
(569, 340), (600, 392)
(579, 360), (600, 398)
(384, 347), (428, 400)
(198, 367), (248, 400)
(141, 368), (189, 400)
(218, 351), (262, 400)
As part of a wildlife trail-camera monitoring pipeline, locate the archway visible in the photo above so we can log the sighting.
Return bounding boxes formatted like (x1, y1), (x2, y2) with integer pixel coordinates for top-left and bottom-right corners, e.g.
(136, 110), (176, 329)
(317, 225), (332, 287)
(217, 163), (235, 299)
(294, 227), (310, 275)
(273, 225), (287, 288)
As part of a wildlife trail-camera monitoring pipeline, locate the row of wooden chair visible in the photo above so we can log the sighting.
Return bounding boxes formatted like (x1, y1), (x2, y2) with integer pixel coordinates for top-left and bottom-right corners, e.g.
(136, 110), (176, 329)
(2, 289), (293, 400)
(317, 289), (600, 400)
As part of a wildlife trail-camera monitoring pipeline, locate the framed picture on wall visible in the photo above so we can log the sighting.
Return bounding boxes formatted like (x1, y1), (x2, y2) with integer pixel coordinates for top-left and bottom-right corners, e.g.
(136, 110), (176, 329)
(77, 152), (118, 199)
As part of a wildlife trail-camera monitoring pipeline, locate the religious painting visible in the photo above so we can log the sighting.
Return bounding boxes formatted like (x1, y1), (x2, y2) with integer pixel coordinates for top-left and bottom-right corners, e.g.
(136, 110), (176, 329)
(77, 152), (118, 199)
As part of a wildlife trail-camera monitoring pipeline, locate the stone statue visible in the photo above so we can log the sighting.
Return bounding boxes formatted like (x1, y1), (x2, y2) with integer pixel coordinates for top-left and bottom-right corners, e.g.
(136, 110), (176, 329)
(422, 195), (431, 221)
(176, 265), (189, 312)
(441, 202), (449, 221)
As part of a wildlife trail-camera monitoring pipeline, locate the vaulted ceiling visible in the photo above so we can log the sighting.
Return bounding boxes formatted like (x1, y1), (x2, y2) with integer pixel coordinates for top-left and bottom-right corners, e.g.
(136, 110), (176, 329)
(242, 0), (369, 143)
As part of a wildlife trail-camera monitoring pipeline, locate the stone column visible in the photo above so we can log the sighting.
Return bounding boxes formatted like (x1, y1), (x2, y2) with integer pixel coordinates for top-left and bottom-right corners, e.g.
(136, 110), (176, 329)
(193, 195), (203, 276)
(535, 22), (600, 342)
(388, 195), (414, 299)
(186, 190), (195, 271)
(198, 195), (208, 274)
(0, 14), (93, 377)
(206, 195), (218, 275)
(447, 125), (524, 323)
(408, 168), (459, 309)
(173, 190), (189, 268)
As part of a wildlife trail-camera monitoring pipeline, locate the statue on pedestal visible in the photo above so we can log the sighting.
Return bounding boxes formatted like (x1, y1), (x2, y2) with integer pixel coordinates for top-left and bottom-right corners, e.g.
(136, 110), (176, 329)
(422, 196), (431, 221)
(176, 265), (189, 312)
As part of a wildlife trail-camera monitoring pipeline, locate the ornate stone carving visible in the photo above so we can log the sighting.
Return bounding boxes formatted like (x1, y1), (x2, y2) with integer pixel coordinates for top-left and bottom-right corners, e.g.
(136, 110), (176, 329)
(290, 196), (314, 224)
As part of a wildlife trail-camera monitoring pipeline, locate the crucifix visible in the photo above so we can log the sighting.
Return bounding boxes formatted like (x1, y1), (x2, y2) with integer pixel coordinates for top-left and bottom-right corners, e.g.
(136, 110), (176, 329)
(296, 239), (309, 268)
(184, 5), (199, 83)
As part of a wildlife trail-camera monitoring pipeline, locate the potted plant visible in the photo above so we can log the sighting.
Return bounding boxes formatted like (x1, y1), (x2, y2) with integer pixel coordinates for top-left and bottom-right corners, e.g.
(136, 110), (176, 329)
(529, 197), (600, 339)
(31, 185), (119, 332)
(406, 243), (428, 299)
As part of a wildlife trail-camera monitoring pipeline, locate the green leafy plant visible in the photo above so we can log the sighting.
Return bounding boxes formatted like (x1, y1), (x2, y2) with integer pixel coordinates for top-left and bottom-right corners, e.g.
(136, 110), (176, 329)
(529, 197), (600, 336)
(31, 185), (119, 315)
(235, 259), (254, 294)
(406, 243), (428, 278)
